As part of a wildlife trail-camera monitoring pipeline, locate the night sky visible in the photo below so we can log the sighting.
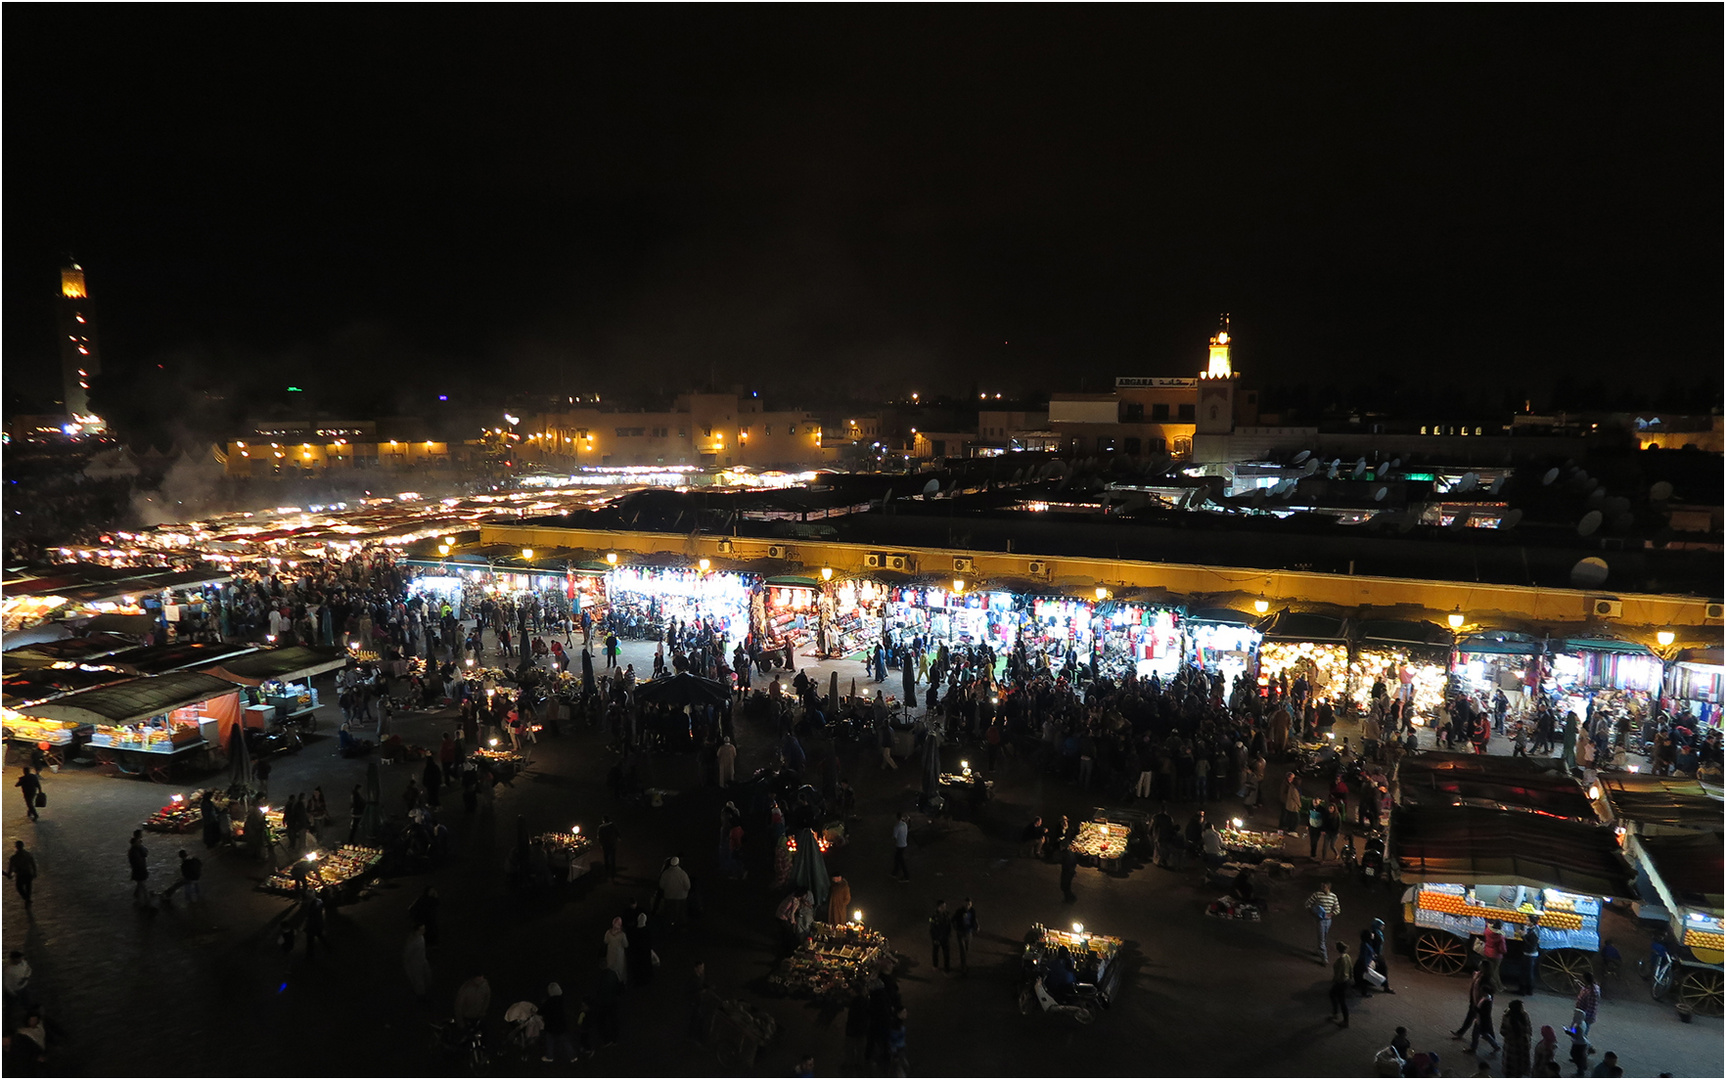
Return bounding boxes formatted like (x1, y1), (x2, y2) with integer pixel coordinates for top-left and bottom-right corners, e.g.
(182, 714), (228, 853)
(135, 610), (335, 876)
(5, 7), (1720, 424)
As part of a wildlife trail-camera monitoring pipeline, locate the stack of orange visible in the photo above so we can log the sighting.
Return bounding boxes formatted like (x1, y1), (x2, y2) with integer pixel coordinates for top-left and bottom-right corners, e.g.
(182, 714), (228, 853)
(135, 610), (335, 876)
(1683, 928), (1724, 951)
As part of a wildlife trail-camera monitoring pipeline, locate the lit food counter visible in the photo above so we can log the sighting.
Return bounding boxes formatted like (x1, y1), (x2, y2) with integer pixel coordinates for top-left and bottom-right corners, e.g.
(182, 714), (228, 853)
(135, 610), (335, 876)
(532, 827), (593, 861)
(0, 710), (82, 747)
(89, 718), (206, 754)
(1072, 820), (1131, 870)
(767, 920), (893, 999)
(263, 845), (384, 895)
(1022, 922), (1123, 1001)
(142, 792), (203, 832)
(235, 804), (286, 846)
(1218, 822), (1289, 861)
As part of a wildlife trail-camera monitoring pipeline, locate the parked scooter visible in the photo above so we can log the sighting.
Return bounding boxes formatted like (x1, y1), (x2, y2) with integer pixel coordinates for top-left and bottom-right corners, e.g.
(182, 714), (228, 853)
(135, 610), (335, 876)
(1018, 976), (1098, 1023)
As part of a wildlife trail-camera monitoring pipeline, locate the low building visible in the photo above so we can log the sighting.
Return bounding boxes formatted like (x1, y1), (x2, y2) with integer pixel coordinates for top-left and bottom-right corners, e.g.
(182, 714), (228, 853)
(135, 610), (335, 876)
(526, 392), (836, 470)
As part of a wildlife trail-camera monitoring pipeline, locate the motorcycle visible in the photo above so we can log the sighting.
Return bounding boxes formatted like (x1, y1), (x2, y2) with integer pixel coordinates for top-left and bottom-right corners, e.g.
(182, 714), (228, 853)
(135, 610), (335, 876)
(429, 1018), (489, 1071)
(1358, 831), (1387, 882)
(1017, 976), (1100, 1024)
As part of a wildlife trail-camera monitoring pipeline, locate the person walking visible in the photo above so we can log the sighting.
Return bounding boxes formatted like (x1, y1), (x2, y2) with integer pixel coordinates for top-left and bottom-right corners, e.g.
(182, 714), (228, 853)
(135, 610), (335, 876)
(953, 897), (979, 973)
(891, 813), (910, 881)
(1500, 998), (1533, 1077)
(127, 829), (153, 907)
(403, 925), (432, 1001)
(928, 900), (953, 974)
(1466, 985), (1501, 1056)
(301, 888), (330, 956)
(15, 767), (42, 822)
(658, 856), (691, 930)
(1059, 840), (1078, 902)
(161, 849), (203, 902)
(1450, 966), (1488, 1039)
(1532, 1025), (1560, 1075)
(1329, 942), (1354, 1028)
(1569, 970), (1600, 1042)
(716, 738), (736, 787)
(603, 917), (629, 984)
(1516, 913), (1542, 996)
(1305, 881), (1340, 962)
(597, 817), (620, 881)
(348, 784), (367, 843)
(1361, 917), (1395, 993)
(5, 840), (38, 913)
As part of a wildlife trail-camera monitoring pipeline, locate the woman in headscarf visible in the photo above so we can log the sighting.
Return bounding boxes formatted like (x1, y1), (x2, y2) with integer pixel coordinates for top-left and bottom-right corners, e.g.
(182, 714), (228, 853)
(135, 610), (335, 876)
(1531, 1024), (1559, 1076)
(627, 912), (656, 986)
(604, 916), (629, 984)
(1498, 998), (1532, 1077)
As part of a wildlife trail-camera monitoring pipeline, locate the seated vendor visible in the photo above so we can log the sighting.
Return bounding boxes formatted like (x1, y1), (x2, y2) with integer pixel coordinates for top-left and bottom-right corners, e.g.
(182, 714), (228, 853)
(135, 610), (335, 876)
(1202, 823), (1226, 870)
(1043, 946), (1078, 1000)
(1229, 866), (1258, 905)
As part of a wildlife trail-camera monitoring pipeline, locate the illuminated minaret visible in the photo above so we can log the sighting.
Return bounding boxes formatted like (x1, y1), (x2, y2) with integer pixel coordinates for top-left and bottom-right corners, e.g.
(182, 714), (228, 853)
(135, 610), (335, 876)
(1205, 312), (1233, 378)
(1197, 312), (1236, 435)
(57, 260), (101, 418)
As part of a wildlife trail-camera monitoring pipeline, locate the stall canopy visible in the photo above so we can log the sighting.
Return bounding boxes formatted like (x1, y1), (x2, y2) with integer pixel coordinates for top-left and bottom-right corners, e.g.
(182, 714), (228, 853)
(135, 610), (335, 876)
(1256, 609), (1350, 643)
(205, 645), (348, 686)
(1356, 619), (1454, 659)
(1391, 804), (1636, 899)
(1562, 636), (1655, 658)
(633, 671), (731, 707)
(25, 672), (242, 727)
(104, 642), (257, 675)
(1395, 752), (1599, 821)
(2, 633), (139, 671)
(1186, 607), (1259, 627)
(3, 665), (135, 709)
(1598, 774), (1725, 835)
(765, 575), (824, 589)
(1631, 832), (1724, 912)
(1455, 630), (1541, 655)
(76, 613), (160, 637)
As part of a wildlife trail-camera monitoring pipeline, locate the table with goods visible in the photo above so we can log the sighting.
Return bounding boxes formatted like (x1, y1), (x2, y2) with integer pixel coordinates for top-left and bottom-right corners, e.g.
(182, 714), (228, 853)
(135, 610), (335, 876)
(767, 921), (894, 1000)
(263, 845), (384, 896)
(1021, 922), (1124, 1003)
(1071, 819), (1131, 871)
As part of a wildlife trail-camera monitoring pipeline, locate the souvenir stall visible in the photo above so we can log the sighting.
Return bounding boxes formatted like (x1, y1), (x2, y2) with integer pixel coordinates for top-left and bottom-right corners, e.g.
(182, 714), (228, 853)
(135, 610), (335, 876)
(606, 565), (754, 645)
(1092, 602), (1182, 680)
(263, 845), (385, 898)
(1256, 611), (1352, 703)
(886, 585), (1015, 652)
(1022, 596), (1091, 661)
(1347, 620), (1452, 718)
(1450, 631), (1543, 714)
(825, 578), (887, 659)
(1551, 638), (1662, 739)
(21, 671), (239, 780)
(1668, 648), (1724, 732)
(764, 576), (822, 657)
(1182, 609), (1262, 687)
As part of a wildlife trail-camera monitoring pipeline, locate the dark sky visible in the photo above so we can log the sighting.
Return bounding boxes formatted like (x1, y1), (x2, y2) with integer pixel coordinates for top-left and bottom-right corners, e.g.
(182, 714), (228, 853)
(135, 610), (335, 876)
(6, 7), (1721, 420)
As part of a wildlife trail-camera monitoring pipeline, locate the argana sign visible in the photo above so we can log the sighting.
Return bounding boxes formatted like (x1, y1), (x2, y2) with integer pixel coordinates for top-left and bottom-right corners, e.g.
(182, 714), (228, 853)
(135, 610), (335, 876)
(1115, 377), (1197, 388)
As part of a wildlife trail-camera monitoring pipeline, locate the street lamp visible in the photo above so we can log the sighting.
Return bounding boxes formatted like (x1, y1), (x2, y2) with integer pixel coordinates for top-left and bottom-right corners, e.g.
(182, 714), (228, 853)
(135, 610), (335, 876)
(1448, 607), (1466, 631)
(952, 578), (966, 594)
(606, 552), (618, 565)
(698, 557), (711, 572)
(1254, 595), (1270, 614)
(821, 567), (833, 581)
(1094, 586), (1109, 602)
(521, 548), (534, 560)
(1657, 630), (1676, 647)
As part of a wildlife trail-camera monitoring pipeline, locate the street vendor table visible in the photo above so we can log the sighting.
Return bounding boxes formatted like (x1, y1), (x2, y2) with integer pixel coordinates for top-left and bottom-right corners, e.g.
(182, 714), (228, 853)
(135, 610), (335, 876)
(87, 739), (210, 783)
(263, 844), (383, 898)
(1023, 923), (1123, 1000)
(767, 922), (893, 1000)
(532, 830), (594, 881)
(1071, 820), (1131, 871)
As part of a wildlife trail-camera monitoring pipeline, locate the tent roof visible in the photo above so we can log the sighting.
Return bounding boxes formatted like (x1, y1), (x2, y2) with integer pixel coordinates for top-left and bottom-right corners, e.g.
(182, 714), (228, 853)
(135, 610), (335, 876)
(2, 633), (139, 671)
(1185, 607), (1261, 628)
(765, 575), (824, 588)
(1456, 630), (1541, 655)
(1256, 609), (1350, 643)
(205, 645), (348, 685)
(23, 671), (241, 726)
(1632, 832), (1724, 913)
(3, 664), (135, 709)
(75, 613), (159, 637)
(1395, 753), (1599, 820)
(1600, 774), (1724, 833)
(103, 642), (257, 675)
(1356, 619), (1454, 648)
(1391, 804), (1636, 899)
(1560, 636), (1654, 657)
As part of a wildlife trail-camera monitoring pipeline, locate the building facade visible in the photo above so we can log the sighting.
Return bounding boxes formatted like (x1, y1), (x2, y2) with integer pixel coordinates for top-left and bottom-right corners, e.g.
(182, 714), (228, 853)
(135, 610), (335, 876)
(526, 393), (835, 470)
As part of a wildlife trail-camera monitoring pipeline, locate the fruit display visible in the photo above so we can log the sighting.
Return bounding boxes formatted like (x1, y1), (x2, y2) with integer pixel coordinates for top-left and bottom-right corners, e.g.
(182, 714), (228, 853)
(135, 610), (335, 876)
(1220, 826), (1286, 857)
(1684, 927), (1725, 951)
(1071, 820), (1129, 861)
(1414, 888), (1585, 930)
(142, 795), (202, 832)
(263, 845), (383, 894)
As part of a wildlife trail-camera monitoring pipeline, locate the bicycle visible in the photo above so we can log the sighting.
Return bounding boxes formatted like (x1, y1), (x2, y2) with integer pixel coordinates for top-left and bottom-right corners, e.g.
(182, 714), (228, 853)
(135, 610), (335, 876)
(430, 1018), (489, 1072)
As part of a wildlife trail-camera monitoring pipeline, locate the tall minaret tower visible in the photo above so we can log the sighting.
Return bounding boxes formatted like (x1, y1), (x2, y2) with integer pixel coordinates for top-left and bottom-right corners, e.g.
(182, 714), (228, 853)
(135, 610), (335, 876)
(1196, 311), (1236, 435)
(57, 260), (101, 418)
(1205, 312), (1233, 379)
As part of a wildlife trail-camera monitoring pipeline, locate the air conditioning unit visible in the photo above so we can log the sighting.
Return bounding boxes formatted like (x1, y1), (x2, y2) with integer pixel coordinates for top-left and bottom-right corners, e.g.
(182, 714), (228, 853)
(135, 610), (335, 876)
(887, 554), (910, 572)
(716, 539), (734, 555)
(1592, 598), (1623, 619)
(1706, 602), (1724, 620)
(863, 552), (884, 569)
(1027, 559), (1051, 576)
(953, 556), (975, 573)
(767, 544), (790, 560)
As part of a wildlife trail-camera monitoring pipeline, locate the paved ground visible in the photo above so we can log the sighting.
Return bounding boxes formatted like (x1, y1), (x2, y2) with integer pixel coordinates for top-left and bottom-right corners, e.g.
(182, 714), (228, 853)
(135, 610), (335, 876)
(2, 635), (1720, 1077)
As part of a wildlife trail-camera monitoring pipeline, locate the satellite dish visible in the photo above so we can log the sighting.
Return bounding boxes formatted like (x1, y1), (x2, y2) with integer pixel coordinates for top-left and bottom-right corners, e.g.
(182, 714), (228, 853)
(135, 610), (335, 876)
(1570, 556), (1610, 589)
(1488, 476), (1505, 494)
(1352, 460), (1367, 478)
(1292, 450), (1312, 464)
(1011, 467), (1024, 484)
(1650, 480), (1674, 501)
(1577, 509), (1603, 537)
(1389, 458), (1402, 469)
(922, 478), (940, 496)
(1303, 459), (1320, 476)
(1542, 467), (1560, 486)
(1499, 508), (1523, 530)
(1604, 496), (1630, 515)
(1251, 490), (1267, 508)
(882, 487), (895, 504)
(1456, 472), (1478, 493)
(1373, 485), (1388, 502)
(1449, 510), (1471, 531)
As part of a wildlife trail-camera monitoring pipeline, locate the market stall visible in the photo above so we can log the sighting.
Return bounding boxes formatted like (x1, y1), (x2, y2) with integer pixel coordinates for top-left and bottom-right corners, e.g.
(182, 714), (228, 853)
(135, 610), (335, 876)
(1071, 818), (1132, 872)
(1347, 619), (1451, 718)
(20, 671), (240, 780)
(767, 920), (894, 1000)
(1182, 608), (1262, 687)
(1255, 610), (1351, 702)
(823, 578), (887, 659)
(763, 576), (823, 658)
(1450, 630), (1543, 717)
(204, 644), (346, 729)
(1092, 601), (1182, 680)
(1624, 831), (1724, 1015)
(1020, 923), (1123, 1010)
(606, 564), (754, 645)
(1390, 803), (1634, 986)
(263, 845), (384, 897)
(1552, 636), (1663, 695)
(531, 826), (594, 880)
(1668, 648), (1724, 731)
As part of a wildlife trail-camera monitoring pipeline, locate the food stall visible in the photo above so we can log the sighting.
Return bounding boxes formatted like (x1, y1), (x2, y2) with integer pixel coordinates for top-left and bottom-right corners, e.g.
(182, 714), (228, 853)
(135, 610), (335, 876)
(1020, 923), (1123, 1012)
(141, 791), (203, 833)
(1255, 610), (1352, 702)
(201, 644), (346, 732)
(1390, 803), (1634, 989)
(18, 671), (240, 781)
(1182, 608), (1262, 687)
(532, 826), (595, 880)
(1071, 818), (1132, 872)
(1450, 630), (1543, 717)
(767, 919), (894, 1000)
(1347, 619), (1451, 718)
(263, 845), (384, 897)
(1624, 831), (1724, 1016)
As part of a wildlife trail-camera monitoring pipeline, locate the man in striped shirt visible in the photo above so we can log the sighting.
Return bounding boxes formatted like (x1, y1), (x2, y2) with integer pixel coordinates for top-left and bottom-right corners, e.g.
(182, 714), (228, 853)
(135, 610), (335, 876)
(1306, 882), (1341, 963)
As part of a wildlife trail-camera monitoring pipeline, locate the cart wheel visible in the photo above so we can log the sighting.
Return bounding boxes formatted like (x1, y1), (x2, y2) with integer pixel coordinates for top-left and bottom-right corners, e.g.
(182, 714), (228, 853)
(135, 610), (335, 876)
(1414, 930), (1469, 975)
(1540, 949), (1594, 995)
(1679, 968), (1725, 1016)
(1018, 987), (1034, 1015)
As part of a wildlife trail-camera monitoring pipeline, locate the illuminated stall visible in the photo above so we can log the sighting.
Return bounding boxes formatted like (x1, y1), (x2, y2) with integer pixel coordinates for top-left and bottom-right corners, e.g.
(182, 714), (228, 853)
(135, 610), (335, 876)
(826, 578), (887, 658)
(1451, 631), (1543, 714)
(1552, 637), (1662, 694)
(606, 564), (754, 644)
(764, 576), (823, 655)
(1348, 619), (1452, 718)
(1093, 601), (1182, 679)
(21, 671), (241, 779)
(1183, 608), (1262, 687)
(1669, 648), (1724, 731)
(1255, 610), (1351, 701)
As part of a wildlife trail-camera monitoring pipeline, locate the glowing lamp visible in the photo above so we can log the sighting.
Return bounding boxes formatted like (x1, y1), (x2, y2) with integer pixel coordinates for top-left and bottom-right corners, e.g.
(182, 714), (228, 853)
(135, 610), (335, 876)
(952, 578), (966, 594)
(821, 567), (833, 581)
(572, 825), (581, 835)
(1447, 608), (1465, 631)
(1254, 596), (1270, 614)
(1587, 784), (1600, 801)
(606, 552), (618, 564)
(1094, 586), (1108, 601)
(853, 909), (864, 923)
(1657, 630), (1676, 647)
(1072, 922), (1084, 934)
(698, 558), (711, 572)
(489, 737), (499, 747)
(465, 658), (475, 667)
(521, 548), (534, 560)
(1232, 817), (1243, 829)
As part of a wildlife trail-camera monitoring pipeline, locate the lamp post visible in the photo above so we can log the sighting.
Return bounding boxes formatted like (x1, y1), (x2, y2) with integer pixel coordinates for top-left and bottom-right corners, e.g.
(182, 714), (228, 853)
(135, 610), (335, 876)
(1655, 630), (1678, 717)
